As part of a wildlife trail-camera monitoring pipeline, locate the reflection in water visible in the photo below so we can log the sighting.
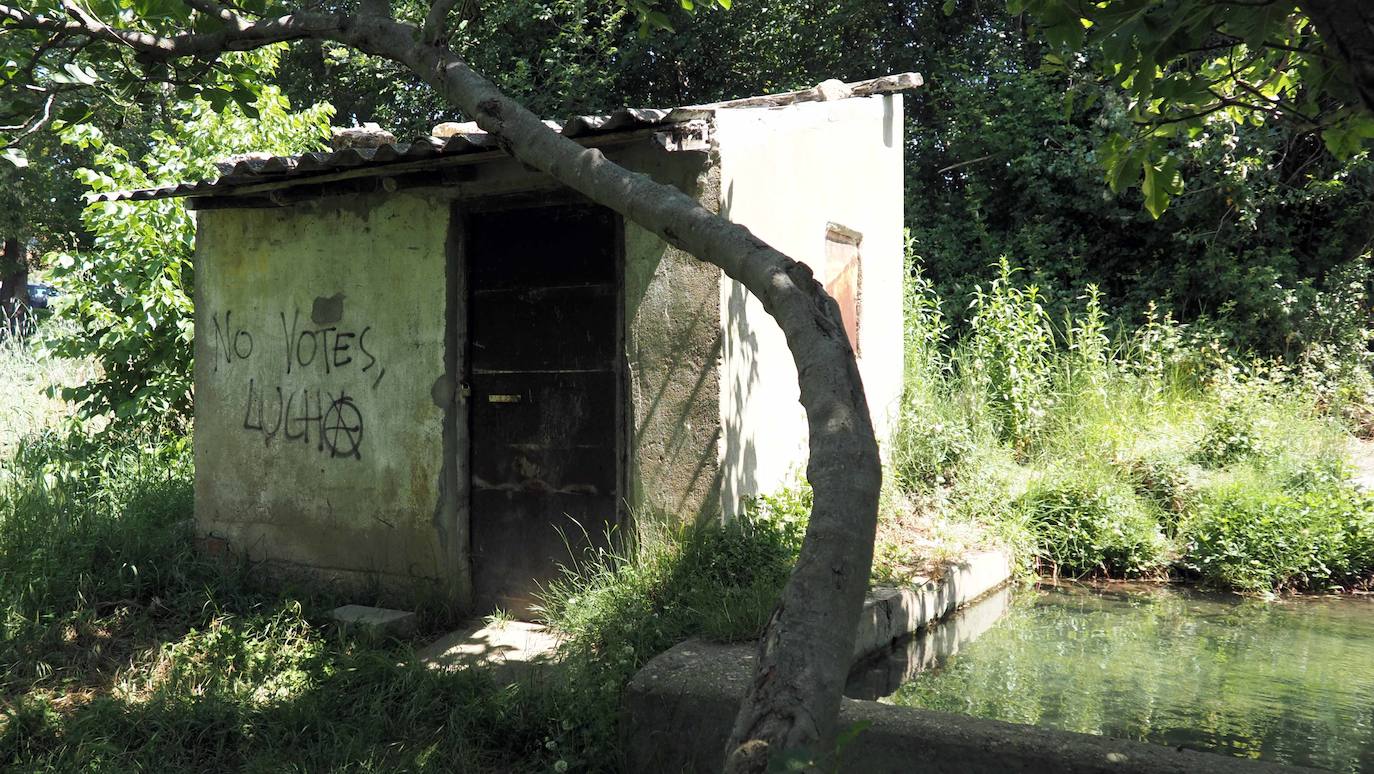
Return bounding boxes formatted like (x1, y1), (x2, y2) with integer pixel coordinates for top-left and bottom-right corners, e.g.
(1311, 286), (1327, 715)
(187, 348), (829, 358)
(885, 583), (1374, 772)
(846, 585), (1012, 700)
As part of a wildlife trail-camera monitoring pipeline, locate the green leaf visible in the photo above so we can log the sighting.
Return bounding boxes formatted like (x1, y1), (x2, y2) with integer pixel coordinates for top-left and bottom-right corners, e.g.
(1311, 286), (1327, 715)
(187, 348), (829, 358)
(62, 62), (101, 86)
(643, 9), (674, 31)
(1141, 159), (1179, 219)
(1, 148), (28, 168)
(1321, 115), (1374, 160)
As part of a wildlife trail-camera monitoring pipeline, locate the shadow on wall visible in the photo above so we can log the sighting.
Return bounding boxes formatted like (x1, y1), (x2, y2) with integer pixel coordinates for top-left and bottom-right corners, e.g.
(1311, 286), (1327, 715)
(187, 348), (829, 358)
(720, 277), (760, 517)
(627, 246), (726, 528)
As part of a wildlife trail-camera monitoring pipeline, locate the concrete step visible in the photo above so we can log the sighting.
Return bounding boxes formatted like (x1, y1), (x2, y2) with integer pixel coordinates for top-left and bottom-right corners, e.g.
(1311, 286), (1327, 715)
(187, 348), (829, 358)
(416, 619), (561, 683)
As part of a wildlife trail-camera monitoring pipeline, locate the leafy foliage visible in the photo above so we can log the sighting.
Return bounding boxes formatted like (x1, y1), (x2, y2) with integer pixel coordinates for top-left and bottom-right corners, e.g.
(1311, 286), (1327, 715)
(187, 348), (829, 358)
(1, 2), (286, 169)
(1019, 470), (1169, 578)
(1184, 481), (1374, 591)
(1016, 0), (1374, 214)
(908, 54), (1374, 354)
(44, 83), (331, 431)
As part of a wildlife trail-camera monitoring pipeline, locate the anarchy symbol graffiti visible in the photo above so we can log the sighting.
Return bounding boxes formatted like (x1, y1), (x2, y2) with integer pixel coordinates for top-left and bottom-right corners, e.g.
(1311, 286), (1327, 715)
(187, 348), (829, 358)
(321, 392), (364, 459)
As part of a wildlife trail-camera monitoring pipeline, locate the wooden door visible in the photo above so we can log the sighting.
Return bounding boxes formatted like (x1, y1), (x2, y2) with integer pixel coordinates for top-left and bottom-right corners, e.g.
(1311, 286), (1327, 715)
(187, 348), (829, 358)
(466, 203), (621, 614)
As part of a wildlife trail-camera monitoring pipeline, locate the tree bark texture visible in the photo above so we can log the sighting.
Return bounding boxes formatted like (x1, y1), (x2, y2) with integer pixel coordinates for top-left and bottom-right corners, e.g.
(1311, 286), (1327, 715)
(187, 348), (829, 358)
(0, 5), (885, 768)
(0, 237), (27, 333)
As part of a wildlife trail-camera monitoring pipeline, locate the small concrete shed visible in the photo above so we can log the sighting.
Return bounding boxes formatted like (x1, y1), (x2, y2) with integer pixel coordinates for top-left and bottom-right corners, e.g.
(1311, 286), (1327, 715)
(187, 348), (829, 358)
(105, 75), (915, 613)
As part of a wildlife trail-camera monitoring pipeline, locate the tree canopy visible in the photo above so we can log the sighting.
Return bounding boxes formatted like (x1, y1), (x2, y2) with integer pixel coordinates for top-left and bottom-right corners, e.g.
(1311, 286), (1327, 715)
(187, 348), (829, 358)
(1018, 0), (1374, 215)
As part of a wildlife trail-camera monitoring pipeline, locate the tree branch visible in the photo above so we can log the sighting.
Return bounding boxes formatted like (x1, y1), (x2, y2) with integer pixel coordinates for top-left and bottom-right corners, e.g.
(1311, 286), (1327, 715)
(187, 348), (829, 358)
(422, 0), (460, 45)
(180, 0), (250, 25)
(1, 4), (342, 60)
(0, 94), (56, 139)
(936, 154), (995, 175)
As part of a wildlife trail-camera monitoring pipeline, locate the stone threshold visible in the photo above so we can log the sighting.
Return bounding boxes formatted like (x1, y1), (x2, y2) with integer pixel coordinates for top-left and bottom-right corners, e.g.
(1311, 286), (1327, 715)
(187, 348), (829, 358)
(415, 619), (561, 684)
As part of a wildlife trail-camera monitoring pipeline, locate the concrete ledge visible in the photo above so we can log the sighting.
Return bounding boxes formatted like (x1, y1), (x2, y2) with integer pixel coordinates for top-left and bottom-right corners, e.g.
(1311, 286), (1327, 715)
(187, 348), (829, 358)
(846, 585), (1011, 700)
(854, 549), (1010, 660)
(622, 639), (1316, 774)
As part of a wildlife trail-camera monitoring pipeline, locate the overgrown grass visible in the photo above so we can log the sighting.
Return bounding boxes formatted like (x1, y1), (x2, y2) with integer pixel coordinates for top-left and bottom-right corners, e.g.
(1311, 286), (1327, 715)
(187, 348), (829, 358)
(884, 246), (1374, 593)
(0, 422), (802, 771)
(533, 502), (801, 767)
(0, 319), (100, 458)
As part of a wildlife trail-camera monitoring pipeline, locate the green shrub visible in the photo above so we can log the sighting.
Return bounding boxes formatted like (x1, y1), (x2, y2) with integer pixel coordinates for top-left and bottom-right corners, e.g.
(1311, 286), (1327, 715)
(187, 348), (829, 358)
(740, 482), (812, 550)
(891, 405), (975, 493)
(1115, 453), (1195, 535)
(1018, 471), (1169, 578)
(534, 506), (801, 764)
(1183, 482), (1373, 591)
(49, 82), (331, 433)
(1192, 402), (1262, 467)
(1347, 510), (1374, 581)
(1275, 453), (1352, 495)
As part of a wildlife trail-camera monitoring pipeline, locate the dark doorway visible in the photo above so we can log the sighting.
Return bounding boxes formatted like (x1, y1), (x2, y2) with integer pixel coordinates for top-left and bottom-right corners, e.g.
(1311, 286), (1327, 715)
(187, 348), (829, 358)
(465, 203), (622, 614)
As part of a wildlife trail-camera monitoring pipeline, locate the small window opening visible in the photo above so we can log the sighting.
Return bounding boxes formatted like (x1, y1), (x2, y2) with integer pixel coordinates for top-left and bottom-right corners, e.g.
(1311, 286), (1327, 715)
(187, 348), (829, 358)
(824, 223), (863, 355)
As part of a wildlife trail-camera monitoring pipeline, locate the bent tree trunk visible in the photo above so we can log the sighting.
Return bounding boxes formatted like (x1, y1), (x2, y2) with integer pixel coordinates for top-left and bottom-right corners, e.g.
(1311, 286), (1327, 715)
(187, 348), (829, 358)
(371, 42), (885, 768)
(0, 5), (884, 767)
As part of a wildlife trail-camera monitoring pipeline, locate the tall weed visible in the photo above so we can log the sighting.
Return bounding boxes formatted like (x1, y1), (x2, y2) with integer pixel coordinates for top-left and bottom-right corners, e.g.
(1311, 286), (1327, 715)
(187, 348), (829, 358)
(890, 255), (1374, 592)
(961, 257), (1055, 448)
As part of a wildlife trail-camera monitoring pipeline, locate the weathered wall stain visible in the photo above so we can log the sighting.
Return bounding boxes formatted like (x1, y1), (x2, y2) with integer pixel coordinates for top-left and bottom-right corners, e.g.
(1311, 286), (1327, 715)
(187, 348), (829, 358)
(209, 305), (385, 459)
(311, 292), (346, 325)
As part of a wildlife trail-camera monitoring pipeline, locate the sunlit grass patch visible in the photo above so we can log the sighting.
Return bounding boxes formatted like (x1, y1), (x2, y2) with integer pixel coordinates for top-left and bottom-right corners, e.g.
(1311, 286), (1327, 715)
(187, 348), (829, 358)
(0, 320), (100, 459)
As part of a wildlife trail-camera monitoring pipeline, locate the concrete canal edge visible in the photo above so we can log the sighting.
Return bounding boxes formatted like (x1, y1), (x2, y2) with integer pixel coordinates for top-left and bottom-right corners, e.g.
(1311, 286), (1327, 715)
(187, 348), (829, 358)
(620, 549), (1316, 773)
(852, 549), (1011, 661)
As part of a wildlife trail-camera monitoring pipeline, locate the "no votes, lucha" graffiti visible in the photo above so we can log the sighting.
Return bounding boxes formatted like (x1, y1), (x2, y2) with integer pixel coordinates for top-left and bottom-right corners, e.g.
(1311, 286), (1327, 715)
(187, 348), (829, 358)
(210, 305), (386, 460)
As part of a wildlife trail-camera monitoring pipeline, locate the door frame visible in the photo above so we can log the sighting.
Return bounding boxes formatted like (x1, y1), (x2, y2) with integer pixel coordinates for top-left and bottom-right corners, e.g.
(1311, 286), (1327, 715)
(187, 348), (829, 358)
(452, 193), (629, 612)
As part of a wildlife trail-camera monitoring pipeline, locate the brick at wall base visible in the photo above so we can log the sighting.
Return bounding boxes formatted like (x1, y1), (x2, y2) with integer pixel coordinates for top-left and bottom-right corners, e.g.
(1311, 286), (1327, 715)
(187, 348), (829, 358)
(195, 535), (232, 562)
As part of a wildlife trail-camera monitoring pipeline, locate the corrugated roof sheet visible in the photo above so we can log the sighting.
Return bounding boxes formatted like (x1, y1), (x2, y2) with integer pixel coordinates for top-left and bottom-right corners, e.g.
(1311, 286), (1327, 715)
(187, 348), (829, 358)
(92, 107), (691, 203)
(92, 73), (923, 204)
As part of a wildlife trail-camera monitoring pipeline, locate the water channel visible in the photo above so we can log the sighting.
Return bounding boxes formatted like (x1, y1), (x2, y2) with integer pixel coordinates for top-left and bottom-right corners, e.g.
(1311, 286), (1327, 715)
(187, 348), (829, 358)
(846, 582), (1374, 772)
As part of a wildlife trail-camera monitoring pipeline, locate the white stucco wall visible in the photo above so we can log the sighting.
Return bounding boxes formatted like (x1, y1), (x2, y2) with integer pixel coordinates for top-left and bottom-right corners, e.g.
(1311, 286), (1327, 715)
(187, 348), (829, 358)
(715, 94), (905, 516)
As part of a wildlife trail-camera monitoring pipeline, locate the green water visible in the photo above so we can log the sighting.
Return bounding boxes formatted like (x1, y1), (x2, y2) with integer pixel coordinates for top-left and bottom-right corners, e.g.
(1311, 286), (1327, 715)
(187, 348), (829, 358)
(889, 584), (1374, 772)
